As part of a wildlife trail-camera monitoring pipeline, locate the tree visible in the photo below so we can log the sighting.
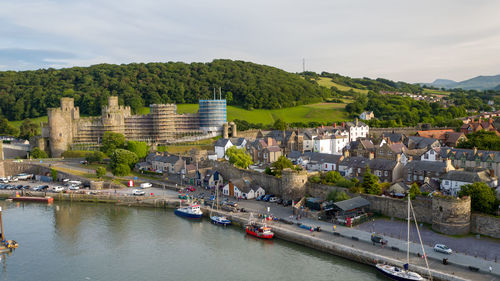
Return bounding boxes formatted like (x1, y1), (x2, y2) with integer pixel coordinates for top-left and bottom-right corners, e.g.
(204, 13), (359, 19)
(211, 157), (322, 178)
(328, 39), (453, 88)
(271, 156), (294, 176)
(362, 167), (380, 195)
(458, 182), (496, 213)
(51, 168), (58, 181)
(409, 182), (422, 199)
(31, 147), (48, 159)
(0, 116), (18, 136)
(86, 151), (105, 163)
(96, 167), (106, 179)
(326, 189), (350, 202)
(126, 140), (149, 159)
(101, 132), (125, 155)
(110, 149), (138, 176)
(225, 146), (253, 169)
(272, 119), (287, 131)
(457, 131), (500, 151)
(324, 171), (342, 183)
(19, 118), (39, 140)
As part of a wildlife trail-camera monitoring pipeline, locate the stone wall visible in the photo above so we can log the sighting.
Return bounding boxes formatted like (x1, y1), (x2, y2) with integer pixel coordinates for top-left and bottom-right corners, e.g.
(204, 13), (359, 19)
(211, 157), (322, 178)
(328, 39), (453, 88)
(306, 183), (349, 199)
(360, 194), (433, 224)
(369, 126), (454, 137)
(470, 213), (500, 239)
(212, 161), (282, 195)
(432, 196), (471, 235)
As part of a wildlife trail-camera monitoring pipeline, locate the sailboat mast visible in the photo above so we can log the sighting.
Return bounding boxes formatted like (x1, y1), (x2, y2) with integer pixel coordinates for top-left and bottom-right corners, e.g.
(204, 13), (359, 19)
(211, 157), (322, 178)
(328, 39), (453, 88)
(216, 178), (219, 211)
(407, 196), (410, 265)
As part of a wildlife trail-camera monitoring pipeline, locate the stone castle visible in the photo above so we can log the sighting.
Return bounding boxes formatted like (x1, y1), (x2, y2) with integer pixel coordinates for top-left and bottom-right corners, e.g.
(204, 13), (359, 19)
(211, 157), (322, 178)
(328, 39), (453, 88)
(41, 96), (229, 157)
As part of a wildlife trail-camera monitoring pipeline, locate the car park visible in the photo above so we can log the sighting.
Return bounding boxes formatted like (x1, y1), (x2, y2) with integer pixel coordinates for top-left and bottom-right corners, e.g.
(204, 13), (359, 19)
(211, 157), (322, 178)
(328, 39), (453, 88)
(433, 244), (452, 254)
(133, 189), (145, 196)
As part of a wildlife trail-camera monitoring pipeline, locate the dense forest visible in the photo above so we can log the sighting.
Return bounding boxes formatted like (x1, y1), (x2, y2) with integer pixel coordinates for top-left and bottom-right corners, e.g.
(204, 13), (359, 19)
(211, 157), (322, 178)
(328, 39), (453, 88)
(0, 59), (331, 121)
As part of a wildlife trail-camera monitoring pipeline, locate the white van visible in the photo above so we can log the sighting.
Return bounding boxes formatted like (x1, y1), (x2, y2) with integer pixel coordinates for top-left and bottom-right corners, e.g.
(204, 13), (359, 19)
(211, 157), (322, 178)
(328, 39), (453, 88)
(140, 182), (152, 189)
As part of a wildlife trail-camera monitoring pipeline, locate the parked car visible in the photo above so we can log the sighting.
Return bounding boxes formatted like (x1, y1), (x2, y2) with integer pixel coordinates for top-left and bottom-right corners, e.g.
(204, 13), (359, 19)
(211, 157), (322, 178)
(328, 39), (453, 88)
(33, 185), (48, 191)
(133, 189), (145, 196)
(371, 234), (388, 245)
(276, 198), (283, 204)
(225, 201), (238, 207)
(269, 197), (279, 203)
(140, 182), (152, 188)
(433, 244), (452, 254)
(0, 178), (9, 183)
(15, 173), (33, 180)
(256, 195), (265, 201)
(15, 185), (24, 190)
(263, 194), (275, 202)
(69, 185), (80, 190)
(21, 185), (30, 190)
(80, 160), (88, 164)
(52, 186), (65, 192)
(8, 177), (18, 182)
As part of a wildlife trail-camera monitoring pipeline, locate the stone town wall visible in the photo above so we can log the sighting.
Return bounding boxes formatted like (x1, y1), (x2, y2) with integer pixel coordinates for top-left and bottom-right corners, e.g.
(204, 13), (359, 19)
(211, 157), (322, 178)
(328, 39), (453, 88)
(359, 194), (433, 224)
(306, 183), (349, 198)
(212, 161), (282, 195)
(432, 196), (471, 235)
(369, 126), (454, 138)
(470, 213), (500, 239)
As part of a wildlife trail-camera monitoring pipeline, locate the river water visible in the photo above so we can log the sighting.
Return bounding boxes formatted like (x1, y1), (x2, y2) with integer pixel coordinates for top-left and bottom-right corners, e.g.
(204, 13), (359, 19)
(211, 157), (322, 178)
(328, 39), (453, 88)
(0, 201), (383, 281)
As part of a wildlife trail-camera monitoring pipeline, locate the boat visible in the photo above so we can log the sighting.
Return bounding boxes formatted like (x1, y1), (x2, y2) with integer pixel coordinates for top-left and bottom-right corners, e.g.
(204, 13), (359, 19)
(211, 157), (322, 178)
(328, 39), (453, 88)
(209, 173), (231, 226)
(375, 196), (431, 281)
(174, 204), (203, 219)
(245, 224), (274, 239)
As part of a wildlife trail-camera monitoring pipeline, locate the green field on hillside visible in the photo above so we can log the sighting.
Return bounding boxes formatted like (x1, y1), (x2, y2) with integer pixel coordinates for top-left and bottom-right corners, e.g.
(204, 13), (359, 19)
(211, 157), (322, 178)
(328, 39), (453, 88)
(143, 103), (348, 125)
(9, 102), (348, 132)
(316, 77), (369, 94)
(422, 88), (451, 95)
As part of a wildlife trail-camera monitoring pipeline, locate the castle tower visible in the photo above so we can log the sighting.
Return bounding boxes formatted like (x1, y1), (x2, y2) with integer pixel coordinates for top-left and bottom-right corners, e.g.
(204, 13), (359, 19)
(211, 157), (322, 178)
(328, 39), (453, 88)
(150, 104), (177, 143)
(101, 96), (130, 135)
(48, 97), (80, 157)
(230, 122), (237, 137)
(432, 196), (471, 235)
(223, 123), (229, 139)
(281, 168), (308, 200)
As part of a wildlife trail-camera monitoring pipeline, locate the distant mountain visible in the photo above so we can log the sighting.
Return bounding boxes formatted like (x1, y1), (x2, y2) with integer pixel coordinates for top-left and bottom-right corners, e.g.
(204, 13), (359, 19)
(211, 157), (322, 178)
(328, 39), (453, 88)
(424, 74), (500, 91)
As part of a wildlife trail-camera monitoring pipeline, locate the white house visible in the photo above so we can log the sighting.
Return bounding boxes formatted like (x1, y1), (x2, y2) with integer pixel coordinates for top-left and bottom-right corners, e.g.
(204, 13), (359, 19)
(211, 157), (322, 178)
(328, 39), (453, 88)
(305, 153), (343, 172)
(313, 136), (332, 154)
(223, 177), (255, 199)
(345, 119), (369, 142)
(441, 169), (498, 196)
(214, 138), (233, 159)
(421, 147), (442, 162)
(223, 182), (242, 198)
(302, 131), (316, 152)
(254, 186), (266, 198)
(331, 134), (348, 155)
(359, 111), (374, 120)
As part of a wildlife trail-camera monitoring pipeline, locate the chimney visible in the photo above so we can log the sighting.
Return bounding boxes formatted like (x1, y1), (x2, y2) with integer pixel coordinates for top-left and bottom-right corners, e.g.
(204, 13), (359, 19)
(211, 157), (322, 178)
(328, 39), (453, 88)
(356, 118), (359, 126)
(341, 122), (345, 128)
(333, 123), (337, 128)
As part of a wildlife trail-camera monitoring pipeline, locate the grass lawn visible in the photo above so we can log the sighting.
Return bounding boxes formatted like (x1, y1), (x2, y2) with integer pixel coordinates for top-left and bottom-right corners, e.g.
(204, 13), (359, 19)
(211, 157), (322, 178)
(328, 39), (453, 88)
(422, 88), (451, 95)
(316, 77), (369, 94)
(10, 116), (48, 134)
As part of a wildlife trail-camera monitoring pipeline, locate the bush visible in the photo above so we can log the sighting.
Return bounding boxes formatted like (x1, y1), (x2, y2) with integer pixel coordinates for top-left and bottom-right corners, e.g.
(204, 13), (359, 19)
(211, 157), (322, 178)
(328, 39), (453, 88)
(101, 132), (125, 155)
(309, 175), (321, 183)
(126, 140), (149, 159)
(62, 150), (92, 158)
(31, 147), (48, 159)
(326, 189), (350, 202)
(458, 182), (497, 213)
(51, 169), (58, 181)
(112, 164), (130, 176)
(86, 151), (105, 163)
(96, 167), (107, 178)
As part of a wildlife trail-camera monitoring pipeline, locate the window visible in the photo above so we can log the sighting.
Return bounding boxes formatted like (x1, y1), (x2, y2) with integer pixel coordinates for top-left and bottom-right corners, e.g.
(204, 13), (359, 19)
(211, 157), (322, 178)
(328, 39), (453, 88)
(407, 174), (411, 181)
(424, 154), (429, 159)
(357, 168), (361, 173)
(430, 150), (434, 155)
(384, 171), (388, 176)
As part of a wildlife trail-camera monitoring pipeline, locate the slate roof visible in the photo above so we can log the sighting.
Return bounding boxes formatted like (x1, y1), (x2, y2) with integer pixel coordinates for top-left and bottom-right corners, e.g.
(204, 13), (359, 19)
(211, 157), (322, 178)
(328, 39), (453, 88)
(444, 169), (496, 183)
(215, 138), (231, 147)
(445, 132), (465, 145)
(229, 177), (254, 193)
(405, 136), (439, 149)
(340, 157), (397, 170)
(345, 120), (368, 128)
(404, 160), (449, 173)
(266, 146), (282, 152)
(389, 143), (405, 153)
(309, 152), (343, 164)
(333, 196), (370, 211)
(287, 150), (302, 160)
(230, 137), (246, 146)
(151, 154), (182, 165)
(440, 148), (500, 162)
(389, 182), (409, 194)
(381, 132), (405, 143)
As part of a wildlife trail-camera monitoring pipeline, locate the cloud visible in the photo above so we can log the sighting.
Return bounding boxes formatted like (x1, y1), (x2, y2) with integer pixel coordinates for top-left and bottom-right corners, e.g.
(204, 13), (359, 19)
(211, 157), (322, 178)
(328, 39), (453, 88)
(0, 48), (77, 70)
(0, 0), (499, 82)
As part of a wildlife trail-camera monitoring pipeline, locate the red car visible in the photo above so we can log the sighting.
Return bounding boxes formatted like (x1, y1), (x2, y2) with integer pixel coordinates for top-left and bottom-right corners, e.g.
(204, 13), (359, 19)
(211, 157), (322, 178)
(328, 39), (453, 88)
(186, 186), (196, 192)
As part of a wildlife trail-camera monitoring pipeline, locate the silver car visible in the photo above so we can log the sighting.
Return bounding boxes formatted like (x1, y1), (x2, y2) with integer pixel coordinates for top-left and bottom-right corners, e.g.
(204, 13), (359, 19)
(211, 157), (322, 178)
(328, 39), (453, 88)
(433, 244), (452, 254)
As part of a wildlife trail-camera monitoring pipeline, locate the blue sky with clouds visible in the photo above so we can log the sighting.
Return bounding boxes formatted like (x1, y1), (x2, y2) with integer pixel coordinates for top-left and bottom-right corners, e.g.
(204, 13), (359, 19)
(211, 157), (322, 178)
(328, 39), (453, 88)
(0, 0), (499, 82)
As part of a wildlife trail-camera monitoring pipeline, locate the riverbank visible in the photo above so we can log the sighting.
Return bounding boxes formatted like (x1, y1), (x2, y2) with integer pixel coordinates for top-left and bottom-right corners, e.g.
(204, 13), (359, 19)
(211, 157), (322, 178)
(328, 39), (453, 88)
(0, 190), (495, 281)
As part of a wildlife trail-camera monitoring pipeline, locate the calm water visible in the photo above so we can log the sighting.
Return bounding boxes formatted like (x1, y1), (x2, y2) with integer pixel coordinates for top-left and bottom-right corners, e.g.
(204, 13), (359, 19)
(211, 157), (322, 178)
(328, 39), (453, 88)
(0, 201), (383, 281)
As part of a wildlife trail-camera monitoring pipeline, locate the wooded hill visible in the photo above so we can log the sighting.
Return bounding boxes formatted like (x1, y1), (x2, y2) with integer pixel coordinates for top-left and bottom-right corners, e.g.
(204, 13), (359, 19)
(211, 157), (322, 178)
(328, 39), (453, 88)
(0, 59), (332, 121)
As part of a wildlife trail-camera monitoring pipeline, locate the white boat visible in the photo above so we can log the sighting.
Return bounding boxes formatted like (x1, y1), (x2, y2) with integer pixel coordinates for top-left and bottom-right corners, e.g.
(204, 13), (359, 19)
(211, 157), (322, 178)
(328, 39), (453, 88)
(375, 196), (431, 281)
(209, 174), (231, 226)
(175, 204), (203, 219)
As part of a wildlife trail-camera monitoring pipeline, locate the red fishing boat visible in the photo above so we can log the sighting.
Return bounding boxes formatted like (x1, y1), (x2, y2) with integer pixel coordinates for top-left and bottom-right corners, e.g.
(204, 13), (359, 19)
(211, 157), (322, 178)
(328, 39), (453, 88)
(245, 224), (274, 239)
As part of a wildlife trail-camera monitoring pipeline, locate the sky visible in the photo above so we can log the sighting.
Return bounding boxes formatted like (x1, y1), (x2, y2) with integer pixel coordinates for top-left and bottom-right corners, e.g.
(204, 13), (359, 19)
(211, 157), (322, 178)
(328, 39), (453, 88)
(0, 0), (499, 83)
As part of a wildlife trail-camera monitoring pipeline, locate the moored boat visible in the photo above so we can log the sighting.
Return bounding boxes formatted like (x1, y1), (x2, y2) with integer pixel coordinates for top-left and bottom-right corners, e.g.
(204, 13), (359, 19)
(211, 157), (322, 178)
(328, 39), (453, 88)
(210, 215), (231, 226)
(174, 204), (203, 219)
(375, 264), (424, 281)
(245, 224), (274, 239)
